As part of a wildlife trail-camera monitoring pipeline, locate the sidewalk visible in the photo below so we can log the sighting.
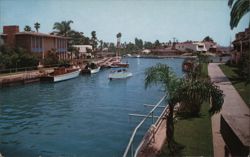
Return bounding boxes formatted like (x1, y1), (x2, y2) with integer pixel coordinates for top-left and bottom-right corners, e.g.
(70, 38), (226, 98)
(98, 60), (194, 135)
(208, 63), (250, 157)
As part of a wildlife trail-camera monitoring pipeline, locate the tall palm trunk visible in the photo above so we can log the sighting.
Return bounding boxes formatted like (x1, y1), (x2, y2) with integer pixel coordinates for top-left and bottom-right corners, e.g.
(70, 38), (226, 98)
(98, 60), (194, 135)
(166, 102), (174, 149)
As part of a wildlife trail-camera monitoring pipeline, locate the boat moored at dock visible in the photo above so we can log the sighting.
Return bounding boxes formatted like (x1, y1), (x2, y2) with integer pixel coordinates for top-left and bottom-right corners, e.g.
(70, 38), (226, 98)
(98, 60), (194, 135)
(81, 63), (101, 74)
(41, 67), (81, 82)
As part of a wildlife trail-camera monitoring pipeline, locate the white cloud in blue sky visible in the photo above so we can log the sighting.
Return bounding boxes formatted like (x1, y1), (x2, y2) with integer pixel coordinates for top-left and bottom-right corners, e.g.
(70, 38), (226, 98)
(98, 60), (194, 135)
(0, 0), (249, 46)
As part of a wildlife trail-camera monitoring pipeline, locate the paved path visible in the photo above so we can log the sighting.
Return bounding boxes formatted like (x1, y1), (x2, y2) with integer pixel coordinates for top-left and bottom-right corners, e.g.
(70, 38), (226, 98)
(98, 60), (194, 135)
(208, 63), (250, 157)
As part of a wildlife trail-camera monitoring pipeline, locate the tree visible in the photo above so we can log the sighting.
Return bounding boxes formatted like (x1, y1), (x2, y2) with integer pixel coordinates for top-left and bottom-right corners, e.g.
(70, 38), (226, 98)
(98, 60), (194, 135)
(43, 49), (59, 66)
(24, 25), (31, 32)
(99, 40), (103, 50)
(108, 42), (116, 52)
(84, 37), (91, 45)
(52, 20), (74, 37)
(125, 42), (137, 53)
(228, 0), (250, 29)
(34, 22), (40, 32)
(116, 32), (122, 48)
(154, 40), (161, 48)
(203, 36), (214, 42)
(91, 31), (98, 51)
(144, 41), (154, 49)
(69, 31), (85, 45)
(135, 38), (143, 50)
(145, 64), (224, 153)
(0, 45), (38, 69)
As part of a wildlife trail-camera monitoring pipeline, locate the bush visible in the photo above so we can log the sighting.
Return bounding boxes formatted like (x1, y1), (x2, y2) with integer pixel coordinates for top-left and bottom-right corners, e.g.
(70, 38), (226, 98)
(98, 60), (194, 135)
(0, 45), (38, 70)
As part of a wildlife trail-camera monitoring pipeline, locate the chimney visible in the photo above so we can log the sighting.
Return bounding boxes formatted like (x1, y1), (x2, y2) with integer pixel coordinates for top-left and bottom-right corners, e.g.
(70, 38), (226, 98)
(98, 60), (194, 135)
(3, 25), (19, 47)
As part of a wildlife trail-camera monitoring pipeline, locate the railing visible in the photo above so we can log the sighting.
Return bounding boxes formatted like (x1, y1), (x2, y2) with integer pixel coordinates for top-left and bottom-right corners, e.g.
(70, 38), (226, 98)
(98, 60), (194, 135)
(0, 64), (61, 75)
(0, 66), (38, 74)
(123, 95), (167, 157)
(134, 104), (169, 157)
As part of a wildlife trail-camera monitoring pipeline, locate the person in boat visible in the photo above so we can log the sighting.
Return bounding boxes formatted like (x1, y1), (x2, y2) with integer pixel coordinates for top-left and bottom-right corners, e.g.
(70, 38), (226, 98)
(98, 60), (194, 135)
(85, 63), (90, 69)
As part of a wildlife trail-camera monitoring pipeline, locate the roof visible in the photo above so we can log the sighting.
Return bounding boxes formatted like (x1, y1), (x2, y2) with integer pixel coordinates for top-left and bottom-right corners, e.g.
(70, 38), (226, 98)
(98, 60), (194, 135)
(15, 32), (70, 39)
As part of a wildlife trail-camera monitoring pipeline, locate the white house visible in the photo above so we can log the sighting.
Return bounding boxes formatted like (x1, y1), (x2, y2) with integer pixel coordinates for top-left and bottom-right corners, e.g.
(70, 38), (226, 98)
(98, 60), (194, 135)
(72, 45), (93, 58)
(141, 49), (151, 54)
(175, 42), (207, 52)
(203, 41), (217, 52)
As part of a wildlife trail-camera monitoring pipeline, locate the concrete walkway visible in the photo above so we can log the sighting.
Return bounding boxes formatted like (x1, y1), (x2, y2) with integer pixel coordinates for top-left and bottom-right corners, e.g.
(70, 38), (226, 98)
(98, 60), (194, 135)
(208, 63), (250, 157)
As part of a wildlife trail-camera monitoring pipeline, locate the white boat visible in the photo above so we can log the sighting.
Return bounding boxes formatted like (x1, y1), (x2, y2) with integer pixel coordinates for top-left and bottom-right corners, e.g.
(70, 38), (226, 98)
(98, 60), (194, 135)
(90, 66), (100, 74)
(41, 67), (81, 82)
(83, 62), (101, 74)
(108, 69), (132, 80)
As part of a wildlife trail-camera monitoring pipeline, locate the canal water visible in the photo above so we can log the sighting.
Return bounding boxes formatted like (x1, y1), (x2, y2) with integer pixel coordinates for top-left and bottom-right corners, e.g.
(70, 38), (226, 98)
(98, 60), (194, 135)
(0, 58), (184, 157)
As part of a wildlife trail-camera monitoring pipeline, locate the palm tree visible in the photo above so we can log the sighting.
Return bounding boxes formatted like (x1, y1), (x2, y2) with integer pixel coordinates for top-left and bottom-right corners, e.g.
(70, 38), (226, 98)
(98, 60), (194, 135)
(34, 22), (40, 32)
(53, 20), (74, 37)
(91, 31), (97, 51)
(228, 0), (250, 29)
(116, 32), (122, 47)
(24, 25), (31, 32)
(145, 64), (224, 152)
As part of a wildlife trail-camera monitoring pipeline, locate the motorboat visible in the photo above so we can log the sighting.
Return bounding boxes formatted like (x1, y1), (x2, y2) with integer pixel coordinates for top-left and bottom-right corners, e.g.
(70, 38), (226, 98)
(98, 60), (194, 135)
(82, 63), (100, 74)
(41, 66), (81, 82)
(110, 61), (129, 68)
(90, 66), (100, 74)
(108, 69), (132, 80)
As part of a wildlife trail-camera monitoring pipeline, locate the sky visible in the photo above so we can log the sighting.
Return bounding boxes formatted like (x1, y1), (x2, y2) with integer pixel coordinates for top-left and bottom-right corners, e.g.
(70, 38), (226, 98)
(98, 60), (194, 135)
(0, 0), (249, 46)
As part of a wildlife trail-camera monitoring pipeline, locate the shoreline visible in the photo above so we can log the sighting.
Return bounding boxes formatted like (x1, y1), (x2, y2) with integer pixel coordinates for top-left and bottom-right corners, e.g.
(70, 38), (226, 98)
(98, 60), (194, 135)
(125, 55), (197, 59)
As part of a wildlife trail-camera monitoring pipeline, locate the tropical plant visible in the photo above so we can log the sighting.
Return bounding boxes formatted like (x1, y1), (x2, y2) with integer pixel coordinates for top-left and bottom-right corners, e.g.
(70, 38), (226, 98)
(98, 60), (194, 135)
(145, 63), (224, 153)
(228, 0), (250, 29)
(24, 25), (31, 32)
(52, 20), (74, 37)
(34, 22), (40, 32)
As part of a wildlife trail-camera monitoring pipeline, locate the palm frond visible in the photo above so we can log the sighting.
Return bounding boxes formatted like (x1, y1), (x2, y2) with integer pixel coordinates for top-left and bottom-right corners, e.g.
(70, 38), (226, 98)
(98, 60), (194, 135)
(145, 63), (176, 90)
(174, 80), (224, 115)
(230, 0), (250, 29)
(228, 0), (235, 7)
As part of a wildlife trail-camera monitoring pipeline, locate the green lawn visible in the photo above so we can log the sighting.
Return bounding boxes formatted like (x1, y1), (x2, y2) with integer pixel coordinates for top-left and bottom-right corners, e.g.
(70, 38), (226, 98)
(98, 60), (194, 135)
(159, 102), (213, 156)
(219, 64), (250, 107)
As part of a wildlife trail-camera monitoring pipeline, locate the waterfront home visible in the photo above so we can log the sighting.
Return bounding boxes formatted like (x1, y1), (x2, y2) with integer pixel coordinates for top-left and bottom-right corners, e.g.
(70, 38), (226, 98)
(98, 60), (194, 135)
(141, 49), (151, 54)
(0, 25), (70, 60)
(175, 41), (207, 53)
(203, 41), (217, 52)
(231, 28), (250, 63)
(72, 45), (93, 59)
